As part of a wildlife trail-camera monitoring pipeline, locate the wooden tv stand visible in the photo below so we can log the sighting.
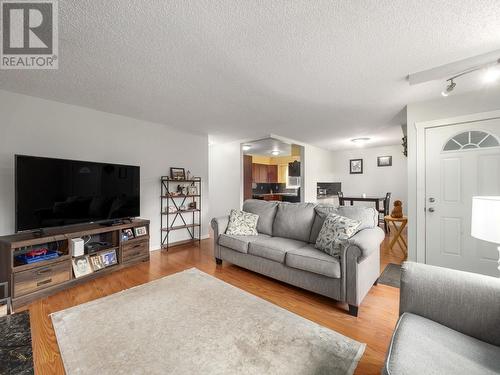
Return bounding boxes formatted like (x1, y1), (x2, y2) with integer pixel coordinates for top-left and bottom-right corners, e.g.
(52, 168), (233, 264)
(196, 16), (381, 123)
(0, 219), (150, 310)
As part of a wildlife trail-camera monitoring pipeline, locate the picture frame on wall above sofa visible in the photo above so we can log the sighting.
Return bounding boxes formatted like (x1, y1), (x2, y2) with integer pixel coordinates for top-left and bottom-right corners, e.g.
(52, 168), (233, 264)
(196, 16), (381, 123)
(349, 159), (363, 174)
(377, 155), (392, 167)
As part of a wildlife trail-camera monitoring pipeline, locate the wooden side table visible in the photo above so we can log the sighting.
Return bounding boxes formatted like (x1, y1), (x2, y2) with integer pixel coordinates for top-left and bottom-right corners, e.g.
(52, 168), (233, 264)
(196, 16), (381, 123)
(384, 215), (408, 259)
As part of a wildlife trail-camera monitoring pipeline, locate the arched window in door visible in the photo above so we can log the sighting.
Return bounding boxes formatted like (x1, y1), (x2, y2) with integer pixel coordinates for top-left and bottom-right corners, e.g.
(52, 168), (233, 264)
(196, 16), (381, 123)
(443, 130), (499, 151)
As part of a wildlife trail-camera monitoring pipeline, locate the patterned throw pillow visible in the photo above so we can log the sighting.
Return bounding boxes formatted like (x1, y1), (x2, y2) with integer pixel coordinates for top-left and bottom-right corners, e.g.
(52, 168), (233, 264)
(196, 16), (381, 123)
(315, 213), (361, 257)
(225, 209), (259, 236)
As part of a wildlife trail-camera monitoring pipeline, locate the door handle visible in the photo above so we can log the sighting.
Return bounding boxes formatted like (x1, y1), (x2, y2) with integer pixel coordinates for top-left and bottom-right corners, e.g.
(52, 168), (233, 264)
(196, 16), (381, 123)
(429, 197), (436, 203)
(428, 207), (435, 212)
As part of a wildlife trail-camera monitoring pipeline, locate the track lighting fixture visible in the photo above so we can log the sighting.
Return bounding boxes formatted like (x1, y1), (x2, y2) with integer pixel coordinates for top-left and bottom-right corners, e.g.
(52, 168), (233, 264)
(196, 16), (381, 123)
(441, 79), (456, 97)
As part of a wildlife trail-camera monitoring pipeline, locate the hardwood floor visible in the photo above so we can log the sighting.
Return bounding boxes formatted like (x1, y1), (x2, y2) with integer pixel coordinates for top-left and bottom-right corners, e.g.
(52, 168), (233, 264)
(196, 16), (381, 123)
(23, 230), (405, 375)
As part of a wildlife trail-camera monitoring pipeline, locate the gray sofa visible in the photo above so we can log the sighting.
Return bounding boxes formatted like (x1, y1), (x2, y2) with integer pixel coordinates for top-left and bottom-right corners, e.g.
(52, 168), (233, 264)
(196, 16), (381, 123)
(383, 262), (500, 375)
(211, 199), (385, 316)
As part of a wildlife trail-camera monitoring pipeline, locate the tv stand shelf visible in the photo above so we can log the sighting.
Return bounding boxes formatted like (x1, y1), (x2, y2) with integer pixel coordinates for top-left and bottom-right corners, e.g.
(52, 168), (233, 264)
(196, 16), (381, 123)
(0, 219), (150, 310)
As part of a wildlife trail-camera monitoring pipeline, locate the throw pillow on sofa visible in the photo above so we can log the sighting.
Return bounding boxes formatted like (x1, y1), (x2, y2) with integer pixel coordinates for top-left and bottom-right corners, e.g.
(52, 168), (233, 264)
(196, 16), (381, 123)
(315, 213), (361, 257)
(225, 209), (259, 236)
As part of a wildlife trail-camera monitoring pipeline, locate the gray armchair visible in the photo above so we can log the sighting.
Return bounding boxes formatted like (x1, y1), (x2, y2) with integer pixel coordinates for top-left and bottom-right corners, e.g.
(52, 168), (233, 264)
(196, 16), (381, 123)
(383, 262), (500, 375)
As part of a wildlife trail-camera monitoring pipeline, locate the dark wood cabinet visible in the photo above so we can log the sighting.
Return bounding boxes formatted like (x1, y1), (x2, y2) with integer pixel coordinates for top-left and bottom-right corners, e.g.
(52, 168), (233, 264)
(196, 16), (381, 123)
(0, 219), (150, 309)
(267, 165), (277, 183)
(252, 163), (278, 183)
(243, 155), (253, 200)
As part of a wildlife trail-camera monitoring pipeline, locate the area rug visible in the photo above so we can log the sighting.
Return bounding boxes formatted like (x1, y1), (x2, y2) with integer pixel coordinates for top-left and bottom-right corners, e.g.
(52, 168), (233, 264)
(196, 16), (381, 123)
(0, 311), (34, 375)
(379, 263), (401, 288)
(51, 268), (365, 375)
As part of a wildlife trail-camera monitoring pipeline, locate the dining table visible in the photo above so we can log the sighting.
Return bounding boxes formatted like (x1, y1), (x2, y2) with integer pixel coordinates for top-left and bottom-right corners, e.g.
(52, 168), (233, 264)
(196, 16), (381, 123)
(340, 195), (386, 211)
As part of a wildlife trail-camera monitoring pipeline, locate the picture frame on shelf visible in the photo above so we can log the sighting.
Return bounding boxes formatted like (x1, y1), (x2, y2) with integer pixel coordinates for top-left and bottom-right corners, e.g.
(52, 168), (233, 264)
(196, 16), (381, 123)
(377, 155), (392, 167)
(134, 226), (148, 237)
(170, 167), (186, 180)
(100, 249), (117, 267)
(89, 254), (105, 271)
(122, 228), (135, 241)
(187, 186), (198, 195)
(72, 256), (93, 278)
(0, 282), (11, 317)
(349, 159), (363, 174)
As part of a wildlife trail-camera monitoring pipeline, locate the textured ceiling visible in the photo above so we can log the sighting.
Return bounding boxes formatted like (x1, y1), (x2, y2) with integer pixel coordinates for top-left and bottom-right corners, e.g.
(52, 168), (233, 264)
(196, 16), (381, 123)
(1, 1), (500, 150)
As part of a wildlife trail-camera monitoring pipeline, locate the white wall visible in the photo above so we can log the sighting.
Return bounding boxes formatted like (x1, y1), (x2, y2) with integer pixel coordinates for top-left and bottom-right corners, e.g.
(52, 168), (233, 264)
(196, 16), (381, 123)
(208, 141), (242, 219)
(303, 144), (336, 202)
(330, 145), (407, 210)
(0, 90), (209, 250)
(406, 86), (500, 261)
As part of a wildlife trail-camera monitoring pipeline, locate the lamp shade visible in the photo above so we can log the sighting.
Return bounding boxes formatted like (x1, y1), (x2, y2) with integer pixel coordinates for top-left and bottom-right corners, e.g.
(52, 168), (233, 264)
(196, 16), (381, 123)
(471, 196), (500, 244)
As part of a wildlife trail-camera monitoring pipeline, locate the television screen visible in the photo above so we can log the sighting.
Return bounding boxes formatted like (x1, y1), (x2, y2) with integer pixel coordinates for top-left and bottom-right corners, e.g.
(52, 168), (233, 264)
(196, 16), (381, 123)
(15, 155), (140, 232)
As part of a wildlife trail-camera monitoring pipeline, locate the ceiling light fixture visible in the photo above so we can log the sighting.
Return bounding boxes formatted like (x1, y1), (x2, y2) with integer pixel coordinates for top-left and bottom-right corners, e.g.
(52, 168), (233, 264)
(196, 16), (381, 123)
(482, 67), (500, 84)
(351, 137), (371, 144)
(242, 145), (251, 151)
(439, 57), (500, 97)
(271, 150), (280, 156)
(441, 79), (456, 97)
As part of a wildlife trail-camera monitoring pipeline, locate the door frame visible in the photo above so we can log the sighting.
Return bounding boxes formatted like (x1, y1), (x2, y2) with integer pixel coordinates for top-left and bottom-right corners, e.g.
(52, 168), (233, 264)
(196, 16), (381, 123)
(414, 109), (500, 264)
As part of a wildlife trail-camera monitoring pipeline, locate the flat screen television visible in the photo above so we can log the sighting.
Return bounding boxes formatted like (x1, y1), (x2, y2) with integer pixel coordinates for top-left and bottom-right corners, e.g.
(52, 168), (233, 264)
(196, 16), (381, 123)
(15, 155), (140, 232)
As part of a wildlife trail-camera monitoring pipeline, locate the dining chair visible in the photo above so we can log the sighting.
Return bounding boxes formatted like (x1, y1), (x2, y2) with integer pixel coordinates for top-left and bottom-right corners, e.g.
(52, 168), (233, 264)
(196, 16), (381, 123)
(379, 192), (391, 233)
(337, 191), (345, 206)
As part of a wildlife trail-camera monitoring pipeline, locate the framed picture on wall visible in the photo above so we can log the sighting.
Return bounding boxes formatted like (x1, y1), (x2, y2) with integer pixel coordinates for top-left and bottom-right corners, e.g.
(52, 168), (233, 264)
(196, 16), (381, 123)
(349, 159), (363, 174)
(377, 156), (392, 167)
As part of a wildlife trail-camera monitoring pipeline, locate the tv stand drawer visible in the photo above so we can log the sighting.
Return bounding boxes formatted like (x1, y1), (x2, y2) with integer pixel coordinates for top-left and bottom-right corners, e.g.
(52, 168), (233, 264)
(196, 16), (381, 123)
(14, 260), (71, 297)
(122, 240), (149, 263)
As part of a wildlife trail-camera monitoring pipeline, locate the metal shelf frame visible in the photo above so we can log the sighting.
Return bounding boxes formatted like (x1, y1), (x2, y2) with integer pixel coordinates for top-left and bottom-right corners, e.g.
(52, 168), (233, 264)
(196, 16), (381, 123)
(160, 177), (202, 249)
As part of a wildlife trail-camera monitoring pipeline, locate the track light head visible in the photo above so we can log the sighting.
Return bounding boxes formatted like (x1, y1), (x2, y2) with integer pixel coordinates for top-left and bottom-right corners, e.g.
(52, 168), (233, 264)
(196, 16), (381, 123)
(441, 79), (456, 97)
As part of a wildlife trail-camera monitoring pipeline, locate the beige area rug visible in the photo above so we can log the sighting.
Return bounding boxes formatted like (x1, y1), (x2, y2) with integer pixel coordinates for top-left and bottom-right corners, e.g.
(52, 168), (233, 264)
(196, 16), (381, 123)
(51, 268), (365, 375)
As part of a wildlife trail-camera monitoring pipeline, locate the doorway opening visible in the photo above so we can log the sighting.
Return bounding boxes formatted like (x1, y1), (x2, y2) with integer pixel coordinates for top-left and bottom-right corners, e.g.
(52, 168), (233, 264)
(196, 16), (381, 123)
(241, 138), (304, 203)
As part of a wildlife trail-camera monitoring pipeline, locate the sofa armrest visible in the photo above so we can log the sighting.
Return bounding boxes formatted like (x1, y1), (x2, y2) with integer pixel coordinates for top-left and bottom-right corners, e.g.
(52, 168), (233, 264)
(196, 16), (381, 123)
(210, 216), (229, 259)
(211, 216), (229, 237)
(344, 227), (385, 261)
(342, 227), (384, 308)
(400, 261), (500, 346)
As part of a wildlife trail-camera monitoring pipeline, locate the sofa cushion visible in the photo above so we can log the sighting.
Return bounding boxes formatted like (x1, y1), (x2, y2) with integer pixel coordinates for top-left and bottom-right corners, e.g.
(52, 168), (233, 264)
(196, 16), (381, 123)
(309, 204), (339, 243)
(315, 213), (361, 257)
(218, 233), (271, 254)
(248, 237), (306, 263)
(336, 206), (378, 231)
(242, 200), (279, 236)
(272, 202), (317, 242)
(225, 209), (259, 236)
(286, 245), (341, 278)
(384, 313), (500, 375)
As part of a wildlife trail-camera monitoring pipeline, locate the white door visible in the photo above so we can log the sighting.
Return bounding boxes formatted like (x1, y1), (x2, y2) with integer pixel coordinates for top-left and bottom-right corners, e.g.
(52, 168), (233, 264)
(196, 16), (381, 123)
(425, 119), (500, 276)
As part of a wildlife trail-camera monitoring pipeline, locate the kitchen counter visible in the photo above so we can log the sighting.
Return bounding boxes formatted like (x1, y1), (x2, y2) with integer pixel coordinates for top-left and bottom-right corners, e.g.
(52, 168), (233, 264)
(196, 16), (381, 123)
(253, 193), (298, 197)
(317, 194), (338, 199)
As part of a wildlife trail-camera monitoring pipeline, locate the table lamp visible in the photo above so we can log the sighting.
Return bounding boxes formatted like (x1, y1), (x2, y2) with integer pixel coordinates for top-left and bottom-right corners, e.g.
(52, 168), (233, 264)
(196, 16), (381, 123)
(471, 196), (500, 272)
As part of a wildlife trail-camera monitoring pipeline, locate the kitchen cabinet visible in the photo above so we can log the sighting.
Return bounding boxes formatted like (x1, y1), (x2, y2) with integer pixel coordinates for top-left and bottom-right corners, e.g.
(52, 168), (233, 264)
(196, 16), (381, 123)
(243, 155), (253, 200)
(264, 194), (282, 201)
(267, 165), (277, 183)
(252, 163), (278, 183)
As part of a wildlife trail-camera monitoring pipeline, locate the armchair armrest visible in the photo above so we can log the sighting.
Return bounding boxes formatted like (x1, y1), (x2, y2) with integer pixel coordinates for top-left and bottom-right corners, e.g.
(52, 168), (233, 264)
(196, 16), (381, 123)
(400, 262), (500, 346)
